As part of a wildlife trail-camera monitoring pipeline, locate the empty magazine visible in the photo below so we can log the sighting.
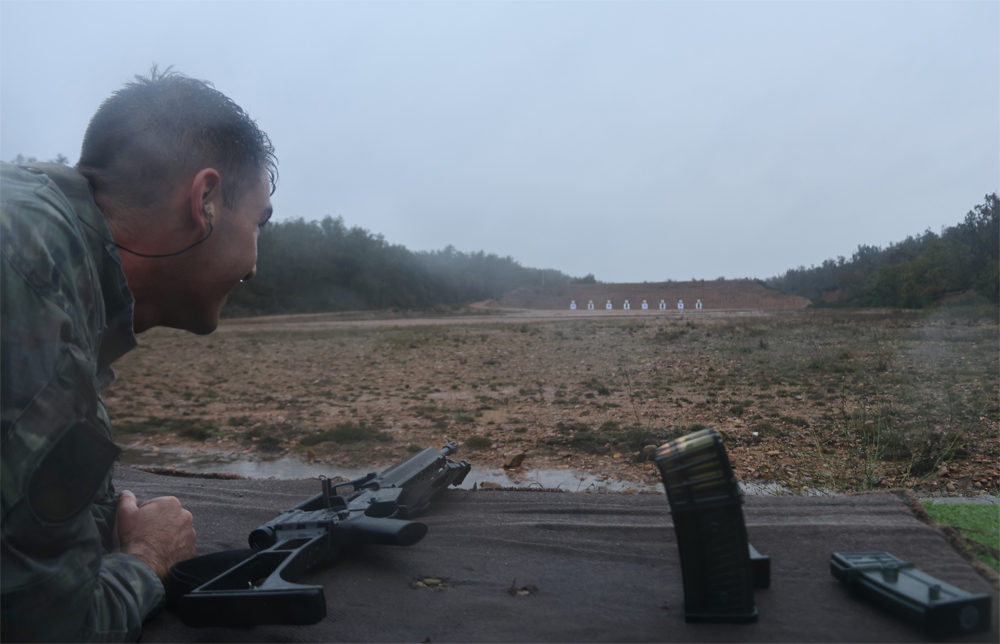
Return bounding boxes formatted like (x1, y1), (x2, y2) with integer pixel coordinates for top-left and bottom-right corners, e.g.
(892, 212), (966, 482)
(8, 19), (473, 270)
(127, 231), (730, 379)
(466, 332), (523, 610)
(831, 551), (991, 639)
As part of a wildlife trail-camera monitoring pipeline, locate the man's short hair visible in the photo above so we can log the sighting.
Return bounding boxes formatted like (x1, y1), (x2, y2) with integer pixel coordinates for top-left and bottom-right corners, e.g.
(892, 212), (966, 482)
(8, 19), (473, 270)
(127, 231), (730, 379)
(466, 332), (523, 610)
(78, 66), (277, 215)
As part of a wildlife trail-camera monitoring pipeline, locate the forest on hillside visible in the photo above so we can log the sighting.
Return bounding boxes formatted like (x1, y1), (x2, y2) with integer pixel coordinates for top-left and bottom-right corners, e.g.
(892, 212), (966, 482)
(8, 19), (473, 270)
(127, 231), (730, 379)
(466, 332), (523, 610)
(227, 194), (997, 316)
(765, 194), (999, 307)
(223, 216), (594, 316)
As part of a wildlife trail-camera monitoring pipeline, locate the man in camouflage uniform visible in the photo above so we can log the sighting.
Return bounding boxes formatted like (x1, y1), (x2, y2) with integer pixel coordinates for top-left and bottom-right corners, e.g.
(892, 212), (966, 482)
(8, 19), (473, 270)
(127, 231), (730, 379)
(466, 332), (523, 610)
(1, 68), (276, 641)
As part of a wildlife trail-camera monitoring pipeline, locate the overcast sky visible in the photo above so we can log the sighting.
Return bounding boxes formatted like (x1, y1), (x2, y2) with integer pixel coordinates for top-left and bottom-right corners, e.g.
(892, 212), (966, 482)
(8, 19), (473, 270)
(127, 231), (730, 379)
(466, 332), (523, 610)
(2, 1), (997, 283)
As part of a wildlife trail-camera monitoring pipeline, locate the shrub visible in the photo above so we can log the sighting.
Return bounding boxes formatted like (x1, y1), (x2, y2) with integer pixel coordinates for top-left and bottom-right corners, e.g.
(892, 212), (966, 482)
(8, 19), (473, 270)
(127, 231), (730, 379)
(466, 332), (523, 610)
(299, 422), (389, 446)
(570, 431), (608, 455)
(465, 435), (493, 450)
(178, 424), (211, 441)
(754, 422), (787, 438)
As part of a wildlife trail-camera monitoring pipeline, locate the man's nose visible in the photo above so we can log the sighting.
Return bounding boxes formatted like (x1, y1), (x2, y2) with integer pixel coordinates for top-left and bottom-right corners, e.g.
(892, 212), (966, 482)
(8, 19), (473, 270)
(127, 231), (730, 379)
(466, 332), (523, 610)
(243, 265), (257, 281)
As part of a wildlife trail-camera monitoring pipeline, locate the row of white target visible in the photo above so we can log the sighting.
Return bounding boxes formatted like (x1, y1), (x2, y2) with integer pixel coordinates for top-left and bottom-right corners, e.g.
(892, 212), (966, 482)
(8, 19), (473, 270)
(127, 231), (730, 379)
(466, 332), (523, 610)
(570, 299), (703, 310)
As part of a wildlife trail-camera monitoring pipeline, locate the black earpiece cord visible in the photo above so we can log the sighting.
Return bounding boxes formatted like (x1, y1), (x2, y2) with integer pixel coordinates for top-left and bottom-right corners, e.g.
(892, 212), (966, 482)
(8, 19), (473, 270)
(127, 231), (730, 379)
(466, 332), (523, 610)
(76, 215), (213, 258)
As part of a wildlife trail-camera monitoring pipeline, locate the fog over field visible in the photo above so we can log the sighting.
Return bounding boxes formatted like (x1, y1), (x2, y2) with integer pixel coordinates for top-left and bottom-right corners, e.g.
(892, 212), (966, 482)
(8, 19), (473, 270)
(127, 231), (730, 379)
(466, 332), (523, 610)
(4, 4), (995, 518)
(1, 1), (997, 282)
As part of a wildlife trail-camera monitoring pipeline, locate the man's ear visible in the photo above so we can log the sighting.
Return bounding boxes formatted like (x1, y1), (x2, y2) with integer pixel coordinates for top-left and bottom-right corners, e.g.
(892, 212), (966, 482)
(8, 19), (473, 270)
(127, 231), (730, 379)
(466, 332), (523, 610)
(188, 168), (222, 236)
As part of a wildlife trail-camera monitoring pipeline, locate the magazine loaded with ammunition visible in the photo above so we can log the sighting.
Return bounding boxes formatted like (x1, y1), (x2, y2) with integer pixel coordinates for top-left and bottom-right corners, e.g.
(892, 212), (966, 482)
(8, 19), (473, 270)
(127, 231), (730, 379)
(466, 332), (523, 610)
(655, 428), (769, 623)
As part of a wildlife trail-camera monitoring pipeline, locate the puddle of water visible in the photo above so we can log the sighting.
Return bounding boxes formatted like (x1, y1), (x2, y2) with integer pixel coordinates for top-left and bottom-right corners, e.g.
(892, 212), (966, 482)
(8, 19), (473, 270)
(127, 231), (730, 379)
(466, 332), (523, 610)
(119, 445), (833, 496)
(120, 445), (659, 491)
(120, 445), (371, 480)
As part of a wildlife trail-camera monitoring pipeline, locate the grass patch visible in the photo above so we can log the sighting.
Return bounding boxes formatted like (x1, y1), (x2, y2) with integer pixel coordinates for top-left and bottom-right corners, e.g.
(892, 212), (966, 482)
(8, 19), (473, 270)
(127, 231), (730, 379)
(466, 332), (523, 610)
(115, 417), (216, 441)
(570, 424), (678, 458)
(570, 431), (607, 455)
(652, 328), (687, 343)
(299, 422), (390, 446)
(922, 502), (1000, 572)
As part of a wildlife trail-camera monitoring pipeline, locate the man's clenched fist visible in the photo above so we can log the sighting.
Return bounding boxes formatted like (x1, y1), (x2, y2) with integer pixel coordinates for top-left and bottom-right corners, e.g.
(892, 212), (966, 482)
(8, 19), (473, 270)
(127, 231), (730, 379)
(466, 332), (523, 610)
(116, 490), (196, 581)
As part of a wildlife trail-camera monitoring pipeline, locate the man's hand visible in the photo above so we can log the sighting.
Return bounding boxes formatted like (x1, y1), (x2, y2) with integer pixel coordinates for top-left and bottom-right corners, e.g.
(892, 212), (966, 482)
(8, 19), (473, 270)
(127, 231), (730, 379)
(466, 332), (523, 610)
(117, 490), (196, 581)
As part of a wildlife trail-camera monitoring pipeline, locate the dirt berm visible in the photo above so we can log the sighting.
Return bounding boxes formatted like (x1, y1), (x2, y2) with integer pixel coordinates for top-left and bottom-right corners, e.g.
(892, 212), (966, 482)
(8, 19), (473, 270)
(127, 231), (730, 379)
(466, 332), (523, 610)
(494, 279), (811, 311)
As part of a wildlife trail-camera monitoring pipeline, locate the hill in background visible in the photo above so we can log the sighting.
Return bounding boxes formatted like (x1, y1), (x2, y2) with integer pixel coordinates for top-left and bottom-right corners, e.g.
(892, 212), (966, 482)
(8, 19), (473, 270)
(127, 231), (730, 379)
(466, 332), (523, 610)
(225, 194), (997, 317)
(223, 216), (590, 317)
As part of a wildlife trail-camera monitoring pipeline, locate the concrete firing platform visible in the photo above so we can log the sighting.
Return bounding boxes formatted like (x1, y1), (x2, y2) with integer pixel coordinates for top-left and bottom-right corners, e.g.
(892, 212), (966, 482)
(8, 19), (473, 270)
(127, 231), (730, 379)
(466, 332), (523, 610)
(115, 467), (999, 643)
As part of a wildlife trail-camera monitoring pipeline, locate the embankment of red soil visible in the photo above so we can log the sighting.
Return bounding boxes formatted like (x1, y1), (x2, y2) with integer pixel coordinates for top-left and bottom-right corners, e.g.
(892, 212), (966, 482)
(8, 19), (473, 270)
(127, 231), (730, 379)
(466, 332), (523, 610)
(495, 279), (811, 311)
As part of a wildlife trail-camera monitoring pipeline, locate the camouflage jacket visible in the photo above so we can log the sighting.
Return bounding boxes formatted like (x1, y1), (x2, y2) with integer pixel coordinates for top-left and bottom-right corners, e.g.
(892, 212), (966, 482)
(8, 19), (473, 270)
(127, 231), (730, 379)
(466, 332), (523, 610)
(1, 162), (164, 642)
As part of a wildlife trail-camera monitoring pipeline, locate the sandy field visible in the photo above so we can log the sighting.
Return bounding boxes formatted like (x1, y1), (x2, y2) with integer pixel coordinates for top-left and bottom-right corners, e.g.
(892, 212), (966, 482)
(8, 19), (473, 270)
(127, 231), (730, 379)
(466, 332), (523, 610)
(107, 307), (999, 496)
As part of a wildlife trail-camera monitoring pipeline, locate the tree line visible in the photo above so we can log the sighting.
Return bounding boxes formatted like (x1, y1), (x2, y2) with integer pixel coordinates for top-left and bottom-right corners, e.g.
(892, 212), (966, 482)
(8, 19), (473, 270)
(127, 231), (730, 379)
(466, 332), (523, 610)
(765, 194), (999, 307)
(224, 216), (594, 316)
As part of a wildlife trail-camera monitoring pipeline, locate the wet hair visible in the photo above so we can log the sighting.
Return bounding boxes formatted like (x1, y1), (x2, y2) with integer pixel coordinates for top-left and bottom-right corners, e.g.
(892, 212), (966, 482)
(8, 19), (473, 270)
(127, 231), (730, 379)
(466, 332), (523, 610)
(77, 65), (277, 216)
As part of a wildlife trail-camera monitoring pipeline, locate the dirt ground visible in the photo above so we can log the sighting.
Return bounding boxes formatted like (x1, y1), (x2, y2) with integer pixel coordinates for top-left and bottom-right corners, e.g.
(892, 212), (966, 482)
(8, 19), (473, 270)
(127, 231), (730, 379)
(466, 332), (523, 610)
(106, 307), (999, 495)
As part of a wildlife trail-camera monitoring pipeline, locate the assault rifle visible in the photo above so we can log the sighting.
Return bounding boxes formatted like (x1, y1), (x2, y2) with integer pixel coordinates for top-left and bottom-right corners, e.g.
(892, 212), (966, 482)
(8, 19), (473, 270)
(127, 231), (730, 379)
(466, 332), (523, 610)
(171, 442), (471, 627)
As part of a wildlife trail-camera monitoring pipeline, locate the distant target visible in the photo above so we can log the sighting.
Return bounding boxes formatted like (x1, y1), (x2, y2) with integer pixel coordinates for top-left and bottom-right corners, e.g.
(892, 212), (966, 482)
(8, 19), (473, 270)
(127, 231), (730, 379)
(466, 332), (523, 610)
(659, 300), (667, 310)
(696, 299), (703, 310)
(570, 300), (577, 310)
(641, 300), (648, 310)
(606, 300), (613, 310)
(623, 300), (630, 310)
(588, 300), (595, 310)
(678, 299), (684, 310)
